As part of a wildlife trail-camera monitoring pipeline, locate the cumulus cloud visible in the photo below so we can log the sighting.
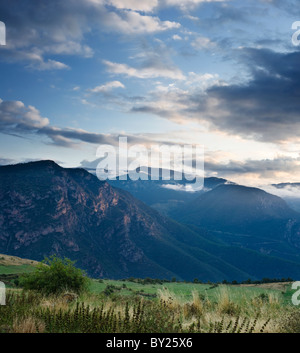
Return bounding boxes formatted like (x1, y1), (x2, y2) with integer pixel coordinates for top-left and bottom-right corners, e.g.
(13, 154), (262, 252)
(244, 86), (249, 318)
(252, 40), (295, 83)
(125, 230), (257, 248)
(88, 81), (125, 93)
(101, 9), (180, 34)
(172, 34), (182, 40)
(0, 0), (180, 70)
(191, 36), (216, 49)
(130, 73), (222, 122)
(0, 98), (114, 147)
(0, 99), (49, 133)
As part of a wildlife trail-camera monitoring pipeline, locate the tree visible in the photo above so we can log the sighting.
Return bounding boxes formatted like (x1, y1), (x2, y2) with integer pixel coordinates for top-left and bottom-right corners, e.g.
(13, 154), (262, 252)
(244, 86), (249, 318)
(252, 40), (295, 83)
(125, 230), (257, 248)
(20, 255), (89, 295)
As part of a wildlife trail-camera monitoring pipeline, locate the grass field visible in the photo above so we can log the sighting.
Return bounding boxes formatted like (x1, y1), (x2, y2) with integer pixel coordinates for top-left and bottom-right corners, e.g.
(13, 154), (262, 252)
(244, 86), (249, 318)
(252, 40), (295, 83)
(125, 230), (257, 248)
(0, 254), (39, 287)
(0, 264), (37, 275)
(0, 254), (299, 333)
(88, 278), (290, 303)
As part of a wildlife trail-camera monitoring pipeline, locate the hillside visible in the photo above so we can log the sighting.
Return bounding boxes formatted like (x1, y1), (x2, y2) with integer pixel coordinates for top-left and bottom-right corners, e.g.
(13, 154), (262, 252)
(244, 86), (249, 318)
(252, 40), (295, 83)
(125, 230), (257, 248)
(175, 184), (300, 262)
(1, 161), (300, 281)
(0, 161), (252, 282)
(0, 253), (39, 267)
(176, 184), (299, 232)
(0, 253), (39, 286)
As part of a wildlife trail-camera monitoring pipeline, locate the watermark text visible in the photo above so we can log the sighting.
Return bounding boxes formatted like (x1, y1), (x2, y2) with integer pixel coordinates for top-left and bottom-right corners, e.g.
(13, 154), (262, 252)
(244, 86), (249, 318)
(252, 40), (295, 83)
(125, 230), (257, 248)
(292, 21), (300, 46)
(0, 21), (6, 46)
(96, 137), (204, 191)
(0, 281), (5, 305)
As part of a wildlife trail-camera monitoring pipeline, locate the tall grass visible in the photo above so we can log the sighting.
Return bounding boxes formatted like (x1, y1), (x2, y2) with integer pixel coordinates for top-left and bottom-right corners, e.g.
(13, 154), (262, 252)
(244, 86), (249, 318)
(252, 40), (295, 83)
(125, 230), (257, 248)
(0, 287), (293, 333)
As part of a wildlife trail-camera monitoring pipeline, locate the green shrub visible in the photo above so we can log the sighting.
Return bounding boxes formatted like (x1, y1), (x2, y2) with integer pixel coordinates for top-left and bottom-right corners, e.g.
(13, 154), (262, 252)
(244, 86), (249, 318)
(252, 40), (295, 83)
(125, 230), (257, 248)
(19, 256), (89, 295)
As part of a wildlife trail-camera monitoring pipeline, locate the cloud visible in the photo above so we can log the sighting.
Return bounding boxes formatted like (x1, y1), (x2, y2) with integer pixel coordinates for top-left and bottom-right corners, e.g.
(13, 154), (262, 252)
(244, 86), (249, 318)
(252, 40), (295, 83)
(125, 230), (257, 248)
(0, 47), (70, 71)
(130, 73), (222, 122)
(88, 81), (125, 93)
(0, 98), (115, 147)
(0, 99), (49, 134)
(0, 0), (180, 70)
(0, 0), (94, 69)
(37, 126), (122, 147)
(103, 38), (187, 82)
(172, 34), (182, 40)
(30, 59), (70, 71)
(0, 98), (176, 148)
(266, 0), (300, 16)
(100, 9), (181, 34)
(199, 48), (300, 143)
(163, 0), (228, 11)
(104, 60), (185, 80)
(262, 184), (300, 200)
(191, 36), (216, 50)
(43, 42), (94, 58)
(130, 47), (300, 144)
(105, 0), (228, 13)
(106, 0), (159, 12)
(205, 155), (300, 180)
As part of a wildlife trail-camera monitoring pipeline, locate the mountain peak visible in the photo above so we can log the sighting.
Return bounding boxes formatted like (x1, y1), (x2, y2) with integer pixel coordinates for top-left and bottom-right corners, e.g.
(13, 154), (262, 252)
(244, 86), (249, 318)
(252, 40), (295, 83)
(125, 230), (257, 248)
(177, 182), (299, 235)
(0, 159), (62, 171)
(213, 183), (267, 194)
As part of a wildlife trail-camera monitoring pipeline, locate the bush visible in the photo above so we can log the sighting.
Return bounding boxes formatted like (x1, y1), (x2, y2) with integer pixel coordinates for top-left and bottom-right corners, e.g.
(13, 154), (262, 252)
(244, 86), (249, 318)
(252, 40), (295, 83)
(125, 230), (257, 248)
(19, 255), (89, 295)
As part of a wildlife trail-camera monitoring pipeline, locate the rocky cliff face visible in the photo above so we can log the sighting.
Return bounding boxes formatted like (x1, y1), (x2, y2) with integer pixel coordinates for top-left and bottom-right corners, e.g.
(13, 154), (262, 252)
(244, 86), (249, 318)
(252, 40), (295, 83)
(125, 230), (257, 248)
(0, 160), (171, 277)
(2, 161), (244, 281)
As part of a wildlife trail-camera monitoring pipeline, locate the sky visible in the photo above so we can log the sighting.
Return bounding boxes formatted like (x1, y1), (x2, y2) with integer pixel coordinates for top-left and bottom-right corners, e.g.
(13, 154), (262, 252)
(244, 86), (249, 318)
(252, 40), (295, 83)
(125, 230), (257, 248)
(1, 0), (300, 187)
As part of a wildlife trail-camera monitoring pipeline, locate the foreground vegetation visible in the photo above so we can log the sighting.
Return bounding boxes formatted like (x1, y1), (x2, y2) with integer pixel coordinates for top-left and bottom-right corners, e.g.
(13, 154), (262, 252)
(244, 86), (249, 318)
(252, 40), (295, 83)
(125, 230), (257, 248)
(1, 282), (299, 333)
(0, 255), (300, 333)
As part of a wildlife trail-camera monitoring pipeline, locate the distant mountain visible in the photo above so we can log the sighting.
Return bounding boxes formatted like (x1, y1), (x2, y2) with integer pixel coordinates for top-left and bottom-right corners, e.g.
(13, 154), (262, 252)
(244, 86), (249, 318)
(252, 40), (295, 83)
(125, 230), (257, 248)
(271, 182), (300, 213)
(177, 184), (299, 231)
(175, 184), (300, 262)
(1, 161), (300, 281)
(105, 167), (229, 215)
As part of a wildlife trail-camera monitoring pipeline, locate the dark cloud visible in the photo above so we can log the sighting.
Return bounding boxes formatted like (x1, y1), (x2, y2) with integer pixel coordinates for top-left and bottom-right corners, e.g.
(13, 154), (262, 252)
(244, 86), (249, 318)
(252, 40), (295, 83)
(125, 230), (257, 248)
(205, 156), (300, 179)
(201, 48), (300, 142)
(131, 46), (300, 143)
(0, 98), (175, 148)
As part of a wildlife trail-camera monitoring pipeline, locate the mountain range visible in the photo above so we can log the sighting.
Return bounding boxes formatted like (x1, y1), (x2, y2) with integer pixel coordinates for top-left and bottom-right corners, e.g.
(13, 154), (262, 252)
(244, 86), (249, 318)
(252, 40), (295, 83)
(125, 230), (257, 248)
(1, 160), (300, 281)
(107, 167), (229, 216)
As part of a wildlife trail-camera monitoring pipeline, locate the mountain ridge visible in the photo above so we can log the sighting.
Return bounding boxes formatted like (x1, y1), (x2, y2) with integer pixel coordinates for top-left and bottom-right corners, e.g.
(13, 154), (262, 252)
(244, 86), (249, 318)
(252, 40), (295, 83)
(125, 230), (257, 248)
(0, 160), (251, 281)
(1, 160), (300, 281)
